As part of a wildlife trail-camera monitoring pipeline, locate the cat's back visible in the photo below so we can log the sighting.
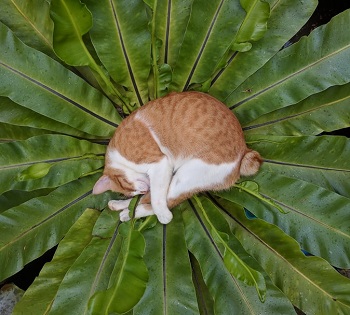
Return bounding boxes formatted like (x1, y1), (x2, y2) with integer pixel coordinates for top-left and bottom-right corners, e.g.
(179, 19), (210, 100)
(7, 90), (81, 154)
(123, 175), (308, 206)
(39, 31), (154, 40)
(135, 91), (247, 163)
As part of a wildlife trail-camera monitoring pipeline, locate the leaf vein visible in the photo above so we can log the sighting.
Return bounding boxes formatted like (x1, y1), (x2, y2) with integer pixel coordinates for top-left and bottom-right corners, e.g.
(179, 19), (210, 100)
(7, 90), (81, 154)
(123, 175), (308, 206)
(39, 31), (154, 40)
(264, 159), (350, 172)
(0, 61), (118, 127)
(183, 0), (225, 90)
(243, 94), (350, 131)
(0, 153), (105, 170)
(215, 198), (341, 302)
(188, 198), (256, 314)
(229, 42), (350, 109)
(3, 190), (92, 250)
(259, 192), (350, 240)
(110, 0), (143, 106)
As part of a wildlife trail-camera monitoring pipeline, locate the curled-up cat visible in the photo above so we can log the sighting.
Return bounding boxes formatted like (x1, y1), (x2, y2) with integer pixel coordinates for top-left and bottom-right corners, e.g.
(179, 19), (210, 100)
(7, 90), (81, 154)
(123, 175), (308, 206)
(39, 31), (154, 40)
(93, 91), (262, 224)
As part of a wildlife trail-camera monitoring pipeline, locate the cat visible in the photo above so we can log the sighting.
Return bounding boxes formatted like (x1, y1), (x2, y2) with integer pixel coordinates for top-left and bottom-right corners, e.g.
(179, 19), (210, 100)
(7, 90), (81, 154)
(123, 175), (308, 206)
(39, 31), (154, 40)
(93, 91), (262, 224)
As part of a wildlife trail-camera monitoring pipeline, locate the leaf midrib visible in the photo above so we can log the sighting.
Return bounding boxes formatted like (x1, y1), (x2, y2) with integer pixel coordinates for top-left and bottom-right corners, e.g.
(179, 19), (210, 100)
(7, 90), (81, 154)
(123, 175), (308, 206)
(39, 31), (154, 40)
(83, 222), (121, 315)
(217, 201), (345, 306)
(228, 41), (350, 109)
(0, 190), (91, 250)
(259, 192), (350, 240)
(263, 159), (350, 173)
(109, 0), (143, 106)
(183, 0), (226, 90)
(0, 61), (118, 128)
(244, 93), (350, 131)
(11, 0), (52, 49)
(0, 153), (105, 170)
(188, 200), (256, 315)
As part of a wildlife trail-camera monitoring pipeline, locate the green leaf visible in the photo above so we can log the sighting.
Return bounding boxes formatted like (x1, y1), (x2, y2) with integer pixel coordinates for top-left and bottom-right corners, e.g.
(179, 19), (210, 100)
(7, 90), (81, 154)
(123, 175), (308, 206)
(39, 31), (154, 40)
(0, 0), (54, 56)
(233, 0), (270, 50)
(17, 162), (52, 181)
(244, 83), (350, 136)
(1, 1), (350, 314)
(256, 172), (350, 269)
(183, 204), (252, 314)
(85, 0), (152, 108)
(143, 0), (193, 96)
(218, 170), (350, 269)
(210, 0), (318, 99)
(199, 0), (272, 93)
(50, 0), (93, 65)
(219, 199), (350, 315)
(144, 0), (177, 98)
(0, 21), (121, 135)
(231, 41), (252, 52)
(12, 208), (101, 315)
(50, 0), (130, 111)
(0, 122), (49, 141)
(247, 134), (350, 198)
(189, 253), (215, 315)
(228, 9), (350, 125)
(0, 174), (108, 282)
(183, 201), (294, 314)
(193, 196), (266, 302)
(0, 189), (54, 214)
(0, 96), (99, 139)
(45, 209), (121, 315)
(213, 198), (296, 314)
(143, 0), (193, 67)
(157, 63), (172, 97)
(127, 195), (142, 219)
(88, 221), (149, 314)
(234, 180), (287, 214)
(0, 135), (105, 194)
(134, 210), (199, 314)
(170, 0), (246, 91)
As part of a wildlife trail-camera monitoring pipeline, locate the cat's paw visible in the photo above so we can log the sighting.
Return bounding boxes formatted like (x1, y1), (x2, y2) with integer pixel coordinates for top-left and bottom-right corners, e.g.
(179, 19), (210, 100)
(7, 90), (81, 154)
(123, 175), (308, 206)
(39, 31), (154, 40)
(156, 210), (173, 224)
(108, 199), (132, 211)
(119, 209), (131, 222)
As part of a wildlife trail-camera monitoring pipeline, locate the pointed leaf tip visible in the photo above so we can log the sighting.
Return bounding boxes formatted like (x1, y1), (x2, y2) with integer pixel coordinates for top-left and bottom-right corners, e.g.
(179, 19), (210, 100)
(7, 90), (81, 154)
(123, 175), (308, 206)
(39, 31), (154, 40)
(17, 163), (52, 181)
(234, 0), (270, 50)
(50, 0), (93, 65)
(235, 181), (288, 214)
(193, 196), (267, 302)
(88, 203), (148, 314)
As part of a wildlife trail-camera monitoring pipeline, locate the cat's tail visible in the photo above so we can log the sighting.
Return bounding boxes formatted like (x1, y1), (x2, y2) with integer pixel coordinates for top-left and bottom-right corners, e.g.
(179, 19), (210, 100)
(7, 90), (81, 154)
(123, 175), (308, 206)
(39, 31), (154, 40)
(240, 149), (263, 176)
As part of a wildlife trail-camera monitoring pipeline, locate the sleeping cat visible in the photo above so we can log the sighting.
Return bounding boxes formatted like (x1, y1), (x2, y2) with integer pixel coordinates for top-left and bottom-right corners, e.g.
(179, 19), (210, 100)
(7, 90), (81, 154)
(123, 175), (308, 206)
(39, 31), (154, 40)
(93, 91), (262, 224)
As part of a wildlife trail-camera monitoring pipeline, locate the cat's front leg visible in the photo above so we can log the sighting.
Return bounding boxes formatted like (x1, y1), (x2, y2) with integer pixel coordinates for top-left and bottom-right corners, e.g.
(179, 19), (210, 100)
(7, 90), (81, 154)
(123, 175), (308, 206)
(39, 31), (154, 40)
(119, 204), (155, 222)
(108, 199), (132, 211)
(108, 192), (151, 211)
(109, 195), (154, 222)
(148, 157), (173, 224)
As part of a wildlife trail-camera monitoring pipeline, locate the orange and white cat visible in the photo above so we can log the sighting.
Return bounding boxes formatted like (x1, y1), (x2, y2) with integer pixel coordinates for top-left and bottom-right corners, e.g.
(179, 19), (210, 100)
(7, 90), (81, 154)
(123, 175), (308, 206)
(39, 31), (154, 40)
(93, 91), (262, 224)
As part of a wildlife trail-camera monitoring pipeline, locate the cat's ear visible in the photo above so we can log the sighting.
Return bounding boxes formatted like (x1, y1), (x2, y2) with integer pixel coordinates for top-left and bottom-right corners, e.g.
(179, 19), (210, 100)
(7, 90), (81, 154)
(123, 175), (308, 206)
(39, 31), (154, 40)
(93, 175), (111, 194)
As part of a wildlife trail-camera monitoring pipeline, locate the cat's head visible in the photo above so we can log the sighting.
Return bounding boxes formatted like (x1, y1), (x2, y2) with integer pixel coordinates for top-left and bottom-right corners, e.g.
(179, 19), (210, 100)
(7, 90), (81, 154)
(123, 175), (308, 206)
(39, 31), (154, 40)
(92, 168), (149, 197)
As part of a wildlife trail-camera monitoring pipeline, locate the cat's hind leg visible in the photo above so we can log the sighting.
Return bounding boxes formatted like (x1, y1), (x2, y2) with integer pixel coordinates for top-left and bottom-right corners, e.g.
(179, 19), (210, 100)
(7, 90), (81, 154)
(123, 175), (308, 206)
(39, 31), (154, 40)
(167, 159), (239, 207)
